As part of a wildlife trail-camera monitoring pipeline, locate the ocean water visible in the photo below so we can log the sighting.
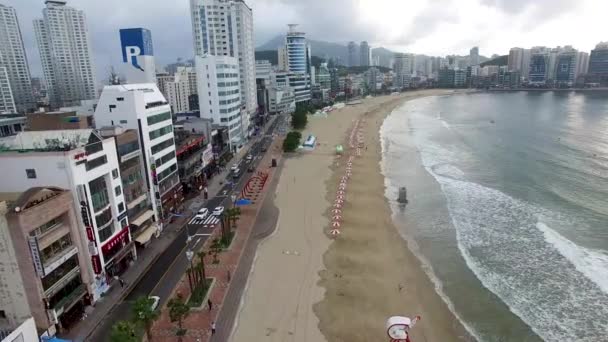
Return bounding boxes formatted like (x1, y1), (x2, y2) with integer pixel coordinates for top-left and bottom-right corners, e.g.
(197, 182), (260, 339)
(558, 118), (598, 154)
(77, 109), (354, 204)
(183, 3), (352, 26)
(381, 91), (608, 342)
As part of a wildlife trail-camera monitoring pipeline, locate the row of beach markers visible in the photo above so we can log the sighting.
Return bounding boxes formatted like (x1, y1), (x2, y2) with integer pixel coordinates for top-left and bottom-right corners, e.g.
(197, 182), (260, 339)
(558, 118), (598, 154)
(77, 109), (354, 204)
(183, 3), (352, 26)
(330, 119), (365, 238)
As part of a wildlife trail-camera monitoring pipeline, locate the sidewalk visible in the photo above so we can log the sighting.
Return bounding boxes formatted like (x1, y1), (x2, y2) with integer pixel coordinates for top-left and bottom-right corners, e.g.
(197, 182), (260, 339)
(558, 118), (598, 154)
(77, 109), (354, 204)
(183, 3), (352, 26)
(149, 137), (284, 341)
(63, 118), (278, 341)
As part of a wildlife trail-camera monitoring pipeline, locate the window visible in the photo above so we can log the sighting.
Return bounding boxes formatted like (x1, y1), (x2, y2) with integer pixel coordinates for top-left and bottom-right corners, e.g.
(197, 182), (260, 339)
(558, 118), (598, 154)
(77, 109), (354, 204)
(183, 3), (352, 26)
(117, 202), (125, 213)
(146, 111), (171, 125)
(121, 218), (128, 228)
(112, 169), (119, 179)
(85, 155), (107, 171)
(157, 163), (177, 182)
(151, 138), (174, 154)
(40, 234), (73, 263)
(26, 169), (36, 179)
(116, 97), (124, 101)
(114, 185), (122, 196)
(120, 120), (128, 124)
(156, 151), (176, 168)
(149, 125), (173, 140)
(30, 217), (62, 237)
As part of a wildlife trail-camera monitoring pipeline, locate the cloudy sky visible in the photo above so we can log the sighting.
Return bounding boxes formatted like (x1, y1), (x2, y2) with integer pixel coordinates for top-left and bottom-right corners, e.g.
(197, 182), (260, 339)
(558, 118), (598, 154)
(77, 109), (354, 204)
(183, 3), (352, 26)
(5, 0), (607, 80)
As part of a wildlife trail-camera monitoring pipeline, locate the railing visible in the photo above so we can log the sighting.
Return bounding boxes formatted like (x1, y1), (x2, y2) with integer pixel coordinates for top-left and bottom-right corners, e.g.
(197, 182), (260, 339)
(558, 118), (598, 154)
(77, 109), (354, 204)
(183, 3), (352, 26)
(51, 283), (86, 313)
(43, 264), (80, 297)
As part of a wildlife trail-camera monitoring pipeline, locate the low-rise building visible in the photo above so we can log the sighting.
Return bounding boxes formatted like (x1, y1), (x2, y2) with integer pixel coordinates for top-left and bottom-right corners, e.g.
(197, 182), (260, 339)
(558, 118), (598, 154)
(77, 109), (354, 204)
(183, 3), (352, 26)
(0, 114), (25, 137)
(175, 130), (207, 197)
(26, 111), (93, 131)
(0, 187), (94, 335)
(0, 130), (133, 302)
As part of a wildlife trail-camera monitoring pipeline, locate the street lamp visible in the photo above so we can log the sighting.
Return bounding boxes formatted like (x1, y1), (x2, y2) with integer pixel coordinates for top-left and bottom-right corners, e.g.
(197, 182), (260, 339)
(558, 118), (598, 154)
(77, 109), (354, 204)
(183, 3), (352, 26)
(230, 194), (237, 208)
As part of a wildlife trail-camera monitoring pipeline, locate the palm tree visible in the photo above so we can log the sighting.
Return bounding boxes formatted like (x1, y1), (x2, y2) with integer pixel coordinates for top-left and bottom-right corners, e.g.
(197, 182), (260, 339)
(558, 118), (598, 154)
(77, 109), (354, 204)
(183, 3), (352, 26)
(197, 251), (207, 287)
(168, 295), (190, 341)
(110, 320), (138, 342)
(132, 296), (160, 342)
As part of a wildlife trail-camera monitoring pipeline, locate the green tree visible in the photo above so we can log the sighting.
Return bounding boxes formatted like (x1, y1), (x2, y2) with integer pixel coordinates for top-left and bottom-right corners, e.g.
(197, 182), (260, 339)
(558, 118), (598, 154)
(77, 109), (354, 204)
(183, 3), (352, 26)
(283, 131), (302, 152)
(132, 296), (159, 341)
(168, 295), (190, 341)
(225, 207), (241, 229)
(197, 251), (207, 287)
(110, 320), (138, 342)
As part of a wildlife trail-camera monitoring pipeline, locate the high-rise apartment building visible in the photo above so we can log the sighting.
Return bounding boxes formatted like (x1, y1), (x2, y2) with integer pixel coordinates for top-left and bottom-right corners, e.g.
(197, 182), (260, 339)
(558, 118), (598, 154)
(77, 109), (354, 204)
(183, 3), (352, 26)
(34, 0), (97, 109)
(165, 67), (197, 114)
(348, 41), (358, 67)
(360, 41), (371, 66)
(0, 66), (16, 113)
(588, 42), (608, 85)
(189, 0), (256, 137)
(470, 46), (480, 66)
(393, 53), (413, 88)
(0, 4), (34, 113)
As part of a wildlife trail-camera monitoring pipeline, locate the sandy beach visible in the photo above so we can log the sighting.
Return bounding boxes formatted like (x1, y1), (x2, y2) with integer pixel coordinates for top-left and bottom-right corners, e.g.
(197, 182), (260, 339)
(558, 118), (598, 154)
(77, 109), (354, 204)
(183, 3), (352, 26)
(231, 90), (471, 342)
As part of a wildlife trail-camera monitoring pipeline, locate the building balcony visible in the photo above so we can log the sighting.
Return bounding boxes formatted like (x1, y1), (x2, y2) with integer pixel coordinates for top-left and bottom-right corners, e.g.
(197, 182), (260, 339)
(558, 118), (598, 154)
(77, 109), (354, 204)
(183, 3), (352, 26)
(42, 245), (78, 276)
(159, 172), (180, 196)
(49, 282), (86, 319)
(43, 264), (80, 298)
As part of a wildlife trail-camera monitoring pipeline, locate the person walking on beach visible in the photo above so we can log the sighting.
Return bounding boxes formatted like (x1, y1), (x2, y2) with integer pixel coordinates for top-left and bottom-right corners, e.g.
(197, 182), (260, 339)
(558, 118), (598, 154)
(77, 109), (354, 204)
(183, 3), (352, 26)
(211, 321), (216, 335)
(207, 298), (213, 311)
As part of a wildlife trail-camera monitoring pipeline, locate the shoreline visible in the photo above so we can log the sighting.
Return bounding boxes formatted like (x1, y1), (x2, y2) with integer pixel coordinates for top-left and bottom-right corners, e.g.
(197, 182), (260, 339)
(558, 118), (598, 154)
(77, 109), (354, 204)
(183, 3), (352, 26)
(231, 91), (471, 342)
(314, 90), (472, 342)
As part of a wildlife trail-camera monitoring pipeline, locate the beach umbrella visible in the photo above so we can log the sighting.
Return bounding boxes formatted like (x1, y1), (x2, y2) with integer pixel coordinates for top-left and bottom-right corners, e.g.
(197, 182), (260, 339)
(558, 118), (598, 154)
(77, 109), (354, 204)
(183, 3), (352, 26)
(336, 195), (345, 201)
(337, 190), (345, 196)
(334, 202), (342, 209)
(338, 185), (346, 190)
(335, 199), (344, 204)
(332, 215), (342, 221)
(332, 209), (342, 215)
(330, 229), (341, 237)
(332, 221), (341, 228)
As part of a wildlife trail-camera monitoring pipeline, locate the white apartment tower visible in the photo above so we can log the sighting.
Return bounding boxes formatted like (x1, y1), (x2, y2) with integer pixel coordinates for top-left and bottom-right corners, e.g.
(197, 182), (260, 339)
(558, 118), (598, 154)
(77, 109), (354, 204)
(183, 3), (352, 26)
(190, 0), (256, 137)
(196, 55), (243, 149)
(0, 65), (16, 113)
(94, 84), (182, 225)
(34, 1), (97, 109)
(166, 67), (197, 114)
(0, 4), (34, 113)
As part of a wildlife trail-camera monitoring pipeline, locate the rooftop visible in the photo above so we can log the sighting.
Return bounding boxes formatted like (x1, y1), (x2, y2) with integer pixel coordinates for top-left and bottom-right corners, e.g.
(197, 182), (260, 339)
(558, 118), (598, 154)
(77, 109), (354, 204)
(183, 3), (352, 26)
(0, 129), (97, 152)
(101, 83), (168, 108)
(0, 187), (65, 213)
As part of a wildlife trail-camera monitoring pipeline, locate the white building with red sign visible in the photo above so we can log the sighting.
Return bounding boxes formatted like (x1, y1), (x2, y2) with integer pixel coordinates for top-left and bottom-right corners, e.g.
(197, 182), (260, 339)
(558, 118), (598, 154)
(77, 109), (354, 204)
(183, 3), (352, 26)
(0, 129), (134, 301)
(94, 83), (182, 228)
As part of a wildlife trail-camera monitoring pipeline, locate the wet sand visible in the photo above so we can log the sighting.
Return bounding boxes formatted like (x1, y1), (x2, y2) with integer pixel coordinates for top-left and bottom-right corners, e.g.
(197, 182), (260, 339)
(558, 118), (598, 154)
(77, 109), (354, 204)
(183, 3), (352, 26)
(231, 90), (471, 342)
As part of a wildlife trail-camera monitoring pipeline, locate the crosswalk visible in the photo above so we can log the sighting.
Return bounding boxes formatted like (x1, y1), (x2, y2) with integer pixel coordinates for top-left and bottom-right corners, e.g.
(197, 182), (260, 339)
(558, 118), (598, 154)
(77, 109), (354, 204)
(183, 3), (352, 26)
(188, 215), (220, 227)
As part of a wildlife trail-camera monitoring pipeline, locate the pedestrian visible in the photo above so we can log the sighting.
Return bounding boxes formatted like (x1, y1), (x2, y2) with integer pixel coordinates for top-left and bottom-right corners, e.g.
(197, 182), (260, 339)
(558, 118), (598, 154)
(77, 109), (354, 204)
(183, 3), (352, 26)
(211, 321), (216, 335)
(207, 298), (213, 311)
(227, 269), (231, 282)
(119, 278), (125, 288)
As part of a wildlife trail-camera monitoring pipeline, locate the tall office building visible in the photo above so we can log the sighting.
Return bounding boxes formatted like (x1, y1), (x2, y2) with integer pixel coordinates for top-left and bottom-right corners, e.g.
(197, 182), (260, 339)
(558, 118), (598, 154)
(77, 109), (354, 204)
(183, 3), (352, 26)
(196, 55), (243, 148)
(34, 0), (96, 109)
(348, 41), (358, 67)
(470, 46), (480, 66)
(279, 24), (311, 103)
(588, 42), (608, 85)
(0, 4), (34, 113)
(119, 28), (156, 84)
(360, 41), (371, 66)
(165, 67), (197, 114)
(189, 0), (256, 137)
(528, 47), (550, 85)
(508, 47), (524, 72)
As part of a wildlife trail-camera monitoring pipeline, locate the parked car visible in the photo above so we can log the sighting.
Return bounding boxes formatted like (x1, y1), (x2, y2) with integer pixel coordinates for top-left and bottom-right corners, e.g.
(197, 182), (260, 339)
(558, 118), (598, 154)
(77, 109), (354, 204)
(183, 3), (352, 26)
(232, 168), (241, 179)
(195, 207), (209, 219)
(212, 206), (224, 216)
(246, 154), (253, 162)
(247, 165), (255, 172)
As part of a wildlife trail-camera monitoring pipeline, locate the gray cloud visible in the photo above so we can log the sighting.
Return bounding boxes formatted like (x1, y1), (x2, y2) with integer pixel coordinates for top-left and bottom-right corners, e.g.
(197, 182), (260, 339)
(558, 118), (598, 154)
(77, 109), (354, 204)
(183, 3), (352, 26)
(481, 0), (576, 17)
(390, 3), (459, 47)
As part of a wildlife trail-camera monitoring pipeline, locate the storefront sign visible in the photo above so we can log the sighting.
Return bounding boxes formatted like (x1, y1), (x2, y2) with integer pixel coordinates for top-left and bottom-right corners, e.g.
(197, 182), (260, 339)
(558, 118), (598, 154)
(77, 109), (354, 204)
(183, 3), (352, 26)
(28, 236), (45, 276)
(91, 255), (102, 274)
(101, 226), (130, 255)
(202, 145), (213, 168)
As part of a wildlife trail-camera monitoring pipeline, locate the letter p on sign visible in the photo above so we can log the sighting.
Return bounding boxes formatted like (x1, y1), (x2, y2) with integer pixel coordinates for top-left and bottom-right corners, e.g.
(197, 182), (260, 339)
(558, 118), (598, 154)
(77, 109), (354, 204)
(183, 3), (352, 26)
(125, 46), (141, 63)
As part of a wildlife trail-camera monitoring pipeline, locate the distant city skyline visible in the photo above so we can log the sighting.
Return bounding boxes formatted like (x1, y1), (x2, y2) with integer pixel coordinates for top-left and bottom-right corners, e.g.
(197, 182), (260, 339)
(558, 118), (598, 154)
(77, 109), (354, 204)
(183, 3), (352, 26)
(4, 0), (607, 81)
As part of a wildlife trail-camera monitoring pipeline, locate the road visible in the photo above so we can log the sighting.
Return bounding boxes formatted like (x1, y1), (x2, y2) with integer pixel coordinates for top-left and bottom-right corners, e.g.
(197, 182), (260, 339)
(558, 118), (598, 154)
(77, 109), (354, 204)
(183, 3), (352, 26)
(88, 116), (283, 341)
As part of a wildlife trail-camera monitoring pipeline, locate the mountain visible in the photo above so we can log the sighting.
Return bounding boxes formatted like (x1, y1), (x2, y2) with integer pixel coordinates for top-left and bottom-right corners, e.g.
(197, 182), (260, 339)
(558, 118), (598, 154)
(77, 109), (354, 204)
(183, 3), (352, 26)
(480, 55), (508, 67)
(255, 50), (279, 65)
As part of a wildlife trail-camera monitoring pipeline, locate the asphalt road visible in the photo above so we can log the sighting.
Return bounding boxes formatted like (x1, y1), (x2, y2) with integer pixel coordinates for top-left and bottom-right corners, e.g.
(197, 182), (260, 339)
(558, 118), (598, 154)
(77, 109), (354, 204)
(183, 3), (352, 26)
(88, 116), (282, 341)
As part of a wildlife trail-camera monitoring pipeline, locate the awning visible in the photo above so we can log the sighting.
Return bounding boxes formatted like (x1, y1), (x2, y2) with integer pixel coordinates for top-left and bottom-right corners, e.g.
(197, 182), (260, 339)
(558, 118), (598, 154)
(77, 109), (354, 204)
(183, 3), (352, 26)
(134, 224), (157, 245)
(130, 210), (154, 226)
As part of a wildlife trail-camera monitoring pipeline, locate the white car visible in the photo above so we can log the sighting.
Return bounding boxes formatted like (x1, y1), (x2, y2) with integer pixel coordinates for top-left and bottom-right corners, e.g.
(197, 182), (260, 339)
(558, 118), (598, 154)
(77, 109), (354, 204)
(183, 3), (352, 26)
(246, 154), (253, 162)
(230, 164), (239, 171)
(195, 207), (209, 219)
(212, 206), (224, 216)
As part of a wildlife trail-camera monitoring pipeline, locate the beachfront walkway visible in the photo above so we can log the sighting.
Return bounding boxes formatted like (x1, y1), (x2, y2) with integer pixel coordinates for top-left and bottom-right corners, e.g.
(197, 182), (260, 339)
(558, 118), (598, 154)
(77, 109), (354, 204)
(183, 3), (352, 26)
(149, 137), (284, 341)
